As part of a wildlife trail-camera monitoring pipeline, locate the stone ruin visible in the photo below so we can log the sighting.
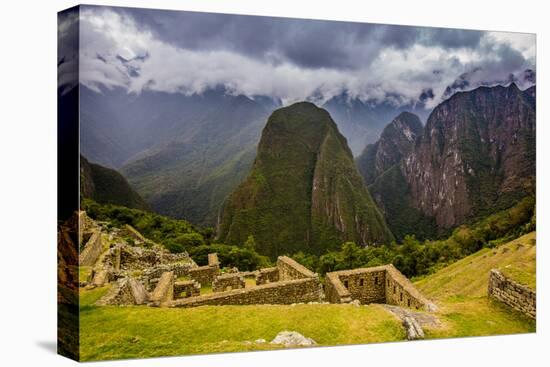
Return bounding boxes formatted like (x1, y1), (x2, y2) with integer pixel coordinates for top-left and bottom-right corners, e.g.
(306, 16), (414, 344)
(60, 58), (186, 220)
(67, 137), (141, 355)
(165, 256), (324, 308)
(77, 211), (103, 267)
(77, 212), (434, 313)
(488, 269), (536, 319)
(325, 264), (436, 311)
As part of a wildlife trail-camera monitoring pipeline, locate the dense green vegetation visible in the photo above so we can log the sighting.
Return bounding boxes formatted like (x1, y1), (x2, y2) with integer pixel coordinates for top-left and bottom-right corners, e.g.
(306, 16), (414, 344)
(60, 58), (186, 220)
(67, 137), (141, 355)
(83, 192), (534, 278)
(292, 196), (535, 279)
(80, 155), (149, 211)
(82, 199), (269, 271)
(219, 102), (394, 258)
(368, 165), (438, 241)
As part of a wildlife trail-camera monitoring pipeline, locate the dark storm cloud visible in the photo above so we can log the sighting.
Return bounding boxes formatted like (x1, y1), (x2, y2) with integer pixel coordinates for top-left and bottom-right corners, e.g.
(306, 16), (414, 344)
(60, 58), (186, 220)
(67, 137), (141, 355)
(77, 5), (536, 107)
(420, 28), (484, 49)
(106, 6), (490, 70)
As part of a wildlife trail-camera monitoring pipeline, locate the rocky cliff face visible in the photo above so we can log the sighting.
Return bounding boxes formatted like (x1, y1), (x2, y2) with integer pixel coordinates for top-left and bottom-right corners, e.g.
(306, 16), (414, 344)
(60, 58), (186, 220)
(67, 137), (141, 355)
(402, 83), (535, 229)
(218, 102), (394, 257)
(357, 112), (423, 185)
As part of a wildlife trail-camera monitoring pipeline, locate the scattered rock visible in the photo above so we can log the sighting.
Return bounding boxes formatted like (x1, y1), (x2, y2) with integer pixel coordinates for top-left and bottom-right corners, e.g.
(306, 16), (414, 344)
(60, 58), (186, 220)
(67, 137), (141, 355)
(349, 299), (361, 307)
(270, 331), (316, 347)
(255, 339), (266, 344)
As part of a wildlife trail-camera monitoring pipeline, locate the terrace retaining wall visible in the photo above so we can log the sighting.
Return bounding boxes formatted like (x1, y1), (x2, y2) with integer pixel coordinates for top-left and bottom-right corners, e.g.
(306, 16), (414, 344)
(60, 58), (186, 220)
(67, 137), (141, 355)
(488, 269), (536, 319)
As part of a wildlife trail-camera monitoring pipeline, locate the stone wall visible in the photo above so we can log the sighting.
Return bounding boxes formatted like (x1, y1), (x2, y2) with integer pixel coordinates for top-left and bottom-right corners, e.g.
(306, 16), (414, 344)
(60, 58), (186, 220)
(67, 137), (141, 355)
(325, 264), (432, 310)
(385, 265), (430, 310)
(150, 271), (174, 306)
(208, 253), (220, 266)
(188, 253), (220, 286)
(325, 267), (386, 304)
(488, 269), (536, 319)
(325, 272), (352, 303)
(144, 262), (194, 281)
(256, 267), (279, 285)
(212, 273), (245, 292)
(174, 280), (200, 299)
(95, 277), (149, 306)
(79, 229), (103, 266)
(188, 265), (219, 286)
(123, 224), (146, 243)
(277, 256), (315, 280)
(168, 277), (322, 308)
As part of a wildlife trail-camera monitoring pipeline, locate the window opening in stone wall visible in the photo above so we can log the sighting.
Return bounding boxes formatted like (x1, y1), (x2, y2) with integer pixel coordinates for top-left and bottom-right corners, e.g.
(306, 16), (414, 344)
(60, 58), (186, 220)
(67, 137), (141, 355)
(393, 285), (396, 294)
(374, 276), (378, 285)
(344, 280), (348, 288)
(400, 293), (403, 301)
(360, 278), (364, 286)
(407, 299), (411, 307)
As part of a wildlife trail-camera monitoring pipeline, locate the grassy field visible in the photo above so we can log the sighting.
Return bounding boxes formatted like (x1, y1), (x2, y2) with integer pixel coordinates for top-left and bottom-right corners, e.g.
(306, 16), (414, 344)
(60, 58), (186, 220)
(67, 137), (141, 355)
(79, 302), (404, 361)
(78, 232), (536, 361)
(414, 232), (536, 339)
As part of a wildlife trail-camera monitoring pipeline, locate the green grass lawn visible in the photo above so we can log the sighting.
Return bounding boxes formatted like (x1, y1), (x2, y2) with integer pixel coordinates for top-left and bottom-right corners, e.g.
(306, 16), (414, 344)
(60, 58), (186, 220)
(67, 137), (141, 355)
(79, 303), (405, 361)
(80, 285), (111, 307)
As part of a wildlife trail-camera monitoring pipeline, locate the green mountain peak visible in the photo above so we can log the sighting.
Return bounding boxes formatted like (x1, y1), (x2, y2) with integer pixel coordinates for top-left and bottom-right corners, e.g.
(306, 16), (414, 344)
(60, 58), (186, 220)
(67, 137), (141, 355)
(217, 102), (394, 257)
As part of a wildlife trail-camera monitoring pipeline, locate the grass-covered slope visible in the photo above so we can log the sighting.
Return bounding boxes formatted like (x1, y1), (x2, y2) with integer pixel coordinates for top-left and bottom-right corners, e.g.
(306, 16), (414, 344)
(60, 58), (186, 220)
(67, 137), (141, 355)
(414, 232), (536, 339)
(415, 232), (536, 299)
(80, 155), (149, 211)
(218, 102), (394, 257)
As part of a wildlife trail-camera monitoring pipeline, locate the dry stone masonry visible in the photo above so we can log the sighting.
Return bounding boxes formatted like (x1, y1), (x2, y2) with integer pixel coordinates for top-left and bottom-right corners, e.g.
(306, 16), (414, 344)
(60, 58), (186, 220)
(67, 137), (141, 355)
(166, 256), (323, 308)
(256, 267), (279, 285)
(488, 269), (536, 319)
(96, 277), (149, 306)
(150, 271), (175, 306)
(325, 264), (435, 311)
(187, 253), (220, 286)
(212, 273), (246, 292)
(79, 229), (102, 266)
(174, 280), (201, 299)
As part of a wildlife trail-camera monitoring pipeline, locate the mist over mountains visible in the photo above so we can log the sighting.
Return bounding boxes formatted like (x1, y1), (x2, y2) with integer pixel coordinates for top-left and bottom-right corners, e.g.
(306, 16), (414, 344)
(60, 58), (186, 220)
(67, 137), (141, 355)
(80, 83), (433, 225)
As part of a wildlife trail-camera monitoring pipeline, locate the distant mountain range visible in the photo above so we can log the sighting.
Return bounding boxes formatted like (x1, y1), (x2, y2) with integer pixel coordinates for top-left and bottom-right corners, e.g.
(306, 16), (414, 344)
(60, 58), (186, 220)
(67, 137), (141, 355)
(323, 93), (430, 155)
(79, 81), (535, 251)
(217, 102), (394, 257)
(80, 84), (427, 225)
(358, 83), (535, 240)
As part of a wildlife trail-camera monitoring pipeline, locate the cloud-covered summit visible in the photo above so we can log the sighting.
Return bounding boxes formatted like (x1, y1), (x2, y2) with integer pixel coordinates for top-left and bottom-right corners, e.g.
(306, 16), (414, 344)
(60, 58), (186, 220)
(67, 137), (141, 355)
(61, 5), (536, 108)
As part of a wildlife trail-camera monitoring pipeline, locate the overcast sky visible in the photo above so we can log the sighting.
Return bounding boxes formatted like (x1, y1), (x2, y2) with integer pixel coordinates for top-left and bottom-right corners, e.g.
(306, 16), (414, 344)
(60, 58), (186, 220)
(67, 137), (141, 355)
(65, 5), (536, 108)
